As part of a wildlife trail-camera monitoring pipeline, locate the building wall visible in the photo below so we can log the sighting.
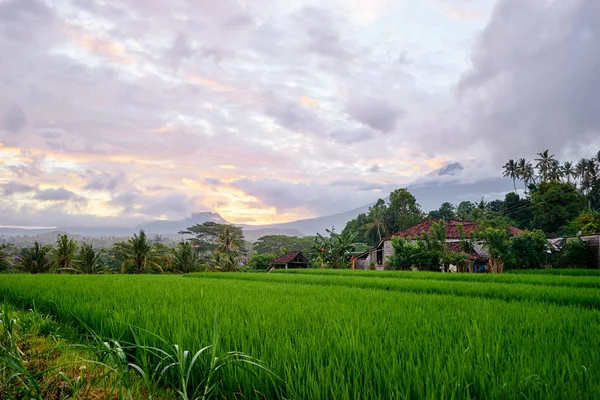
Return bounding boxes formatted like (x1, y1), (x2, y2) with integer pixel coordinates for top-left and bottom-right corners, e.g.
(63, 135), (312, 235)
(355, 259), (370, 270)
(383, 240), (394, 269)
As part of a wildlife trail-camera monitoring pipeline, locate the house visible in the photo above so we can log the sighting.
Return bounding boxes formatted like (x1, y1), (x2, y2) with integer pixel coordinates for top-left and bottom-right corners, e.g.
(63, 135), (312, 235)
(267, 251), (310, 271)
(356, 218), (522, 271)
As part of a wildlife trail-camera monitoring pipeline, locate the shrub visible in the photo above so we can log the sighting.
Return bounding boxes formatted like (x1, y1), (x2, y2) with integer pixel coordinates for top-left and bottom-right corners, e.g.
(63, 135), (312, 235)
(248, 254), (276, 271)
(552, 239), (589, 269)
(507, 230), (549, 270)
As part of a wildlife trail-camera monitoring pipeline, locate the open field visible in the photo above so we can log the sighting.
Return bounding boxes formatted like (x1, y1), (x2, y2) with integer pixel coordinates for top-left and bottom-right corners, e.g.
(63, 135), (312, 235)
(1, 273), (599, 399)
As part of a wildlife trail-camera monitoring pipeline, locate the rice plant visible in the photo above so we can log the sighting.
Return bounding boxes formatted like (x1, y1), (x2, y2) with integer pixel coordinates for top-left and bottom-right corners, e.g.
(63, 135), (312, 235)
(0, 274), (599, 399)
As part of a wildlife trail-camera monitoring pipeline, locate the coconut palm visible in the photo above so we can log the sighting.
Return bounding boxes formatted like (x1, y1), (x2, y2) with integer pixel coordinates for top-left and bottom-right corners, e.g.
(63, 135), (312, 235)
(171, 240), (200, 273)
(72, 243), (106, 274)
(548, 159), (563, 181)
(216, 225), (243, 254)
(534, 150), (556, 182)
(19, 242), (52, 274)
(502, 159), (518, 192)
(206, 251), (239, 272)
(51, 234), (78, 271)
(363, 203), (388, 242)
(562, 161), (575, 183)
(119, 230), (163, 273)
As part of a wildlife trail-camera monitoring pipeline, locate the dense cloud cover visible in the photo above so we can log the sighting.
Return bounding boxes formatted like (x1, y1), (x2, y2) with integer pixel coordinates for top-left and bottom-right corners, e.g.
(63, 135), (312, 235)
(0, 0), (598, 227)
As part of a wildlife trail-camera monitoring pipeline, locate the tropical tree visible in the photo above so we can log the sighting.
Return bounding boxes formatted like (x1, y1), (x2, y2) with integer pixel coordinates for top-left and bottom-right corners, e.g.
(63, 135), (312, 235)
(170, 240), (201, 273)
(72, 243), (106, 274)
(531, 181), (585, 235)
(428, 202), (456, 220)
(216, 225), (243, 254)
(472, 226), (512, 273)
(313, 228), (358, 269)
(119, 230), (163, 273)
(562, 161), (575, 183)
(362, 200), (388, 242)
(19, 242), (52, 274)
(386, 188), (424, 233)
(456, 201), (476, 221)
(51, 234), (78, 271)
(205, 251), (239, 272)
(179, 222), (245, 254)
(534, 150), (556, 183)
(503, 159), (518, 192)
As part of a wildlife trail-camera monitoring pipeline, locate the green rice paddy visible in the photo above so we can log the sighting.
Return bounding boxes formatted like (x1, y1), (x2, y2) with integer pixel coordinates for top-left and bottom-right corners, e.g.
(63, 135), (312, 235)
(1, 271), (599, 399)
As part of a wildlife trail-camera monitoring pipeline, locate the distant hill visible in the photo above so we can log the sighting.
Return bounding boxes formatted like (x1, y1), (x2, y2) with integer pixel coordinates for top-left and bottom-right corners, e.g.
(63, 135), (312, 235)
(0, 163), (514, 241)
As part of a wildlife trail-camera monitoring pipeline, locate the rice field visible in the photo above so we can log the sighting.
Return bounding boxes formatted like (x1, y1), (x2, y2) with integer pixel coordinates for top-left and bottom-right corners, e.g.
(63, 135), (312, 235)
(1, 271), (599, 399)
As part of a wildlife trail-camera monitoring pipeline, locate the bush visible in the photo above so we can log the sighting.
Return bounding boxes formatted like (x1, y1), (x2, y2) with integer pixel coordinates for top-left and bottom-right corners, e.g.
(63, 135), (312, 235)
(552, 239), (589, 269)
(248, 253), (276, 271)
(507, 230), (549, 270)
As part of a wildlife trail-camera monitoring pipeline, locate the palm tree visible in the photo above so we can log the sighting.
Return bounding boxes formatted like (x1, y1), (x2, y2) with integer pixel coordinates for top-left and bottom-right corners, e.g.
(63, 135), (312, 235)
(51, 234), (78, 271)
(516, 158), (528, 190)
(534, 150), (556, 183)
(171, 240), (200, 273)
(502, 159), (518, 192)
(119, 230), (163, 273)
(206, 251), (239, 272)
(575, 159), (588, 189)
(216, 226), (243, 254)
(19, 242), (52, 274)
(72, 243), (106, 274)
(548, 159), (563, 181)
(363, 204), (388, 242)
(562, 161), (575, 183)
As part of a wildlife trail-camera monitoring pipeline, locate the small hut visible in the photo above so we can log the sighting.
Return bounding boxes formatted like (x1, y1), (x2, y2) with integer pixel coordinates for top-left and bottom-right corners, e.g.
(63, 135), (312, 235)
(267, 251), (309, 271)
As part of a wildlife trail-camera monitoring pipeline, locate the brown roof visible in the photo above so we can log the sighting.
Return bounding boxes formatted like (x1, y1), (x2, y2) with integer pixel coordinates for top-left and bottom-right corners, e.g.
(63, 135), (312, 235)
(269, 251), (303, 265)
(386, 218), (522, 240)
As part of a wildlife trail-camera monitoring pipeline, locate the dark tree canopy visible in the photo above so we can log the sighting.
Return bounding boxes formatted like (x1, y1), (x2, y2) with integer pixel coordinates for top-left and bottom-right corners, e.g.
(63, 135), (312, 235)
(179, 222), (245, 253)
(253, 235), (315, 256)
(531, 182), (585, 235)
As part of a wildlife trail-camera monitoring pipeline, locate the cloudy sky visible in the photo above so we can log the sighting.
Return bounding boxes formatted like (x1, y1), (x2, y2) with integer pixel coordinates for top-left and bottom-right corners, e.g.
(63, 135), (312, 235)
(1, 0), (599, 228)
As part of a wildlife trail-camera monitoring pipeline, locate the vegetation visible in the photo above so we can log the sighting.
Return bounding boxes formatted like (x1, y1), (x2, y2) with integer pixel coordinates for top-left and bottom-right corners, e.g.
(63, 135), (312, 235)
(170, 240), (201, 273)
(253, 235), (315, 256)
(552, 238), (590, 269)
(118, 230), (164, 273)
(247, 253), (276, 270)
(18, 242), (52, 274)
(2, 274), (599, 398)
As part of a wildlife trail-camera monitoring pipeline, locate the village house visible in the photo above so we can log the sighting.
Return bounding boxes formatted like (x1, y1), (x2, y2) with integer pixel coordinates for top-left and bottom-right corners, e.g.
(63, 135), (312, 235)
(267, 251), (310, 271)
(353, 218), (523, 271)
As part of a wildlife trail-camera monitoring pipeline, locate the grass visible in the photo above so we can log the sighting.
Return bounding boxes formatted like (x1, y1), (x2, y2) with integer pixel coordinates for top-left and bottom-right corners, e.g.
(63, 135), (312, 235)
(507, 268), (600, 276)
(271, 268), (600, 288)
(191, 271), (600, 309)
(1, 273), (599, 399)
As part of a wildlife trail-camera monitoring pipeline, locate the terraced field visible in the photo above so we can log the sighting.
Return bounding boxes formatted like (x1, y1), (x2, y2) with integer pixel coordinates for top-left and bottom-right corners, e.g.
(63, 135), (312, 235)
(1, 270), (599, 399)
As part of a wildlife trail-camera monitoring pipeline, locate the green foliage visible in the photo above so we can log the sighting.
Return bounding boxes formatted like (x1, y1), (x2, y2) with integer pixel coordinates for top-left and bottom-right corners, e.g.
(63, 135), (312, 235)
(204, 251), (239, 272)
(72, 243), (106, 274)
(552, 239), (589, 269)
(3, 273), (600, 398)
(580, 212), (600, 235)
(0, 244), (11, 272)
(18, 242), (52, 274)
(531, 181), (585, 234)
(386, 188), (425, 233)
(456, 201), (476, 221)
(179, 222), (245, 254)
(118, 230), (163, 274)
(253, 235), (314, 256)
(170, 240), (201, 273)
(342, 188), (424, 247)
(472, 226), (512, 273)
(507, 230), (549, 270)
(427, 202), (456, 219)
(503, 192), (533, 229)
(247, 253), (276, 271)
(313, 228), (357, 269)
(50, 234), (78, 271)
(388, 238), (422, 270)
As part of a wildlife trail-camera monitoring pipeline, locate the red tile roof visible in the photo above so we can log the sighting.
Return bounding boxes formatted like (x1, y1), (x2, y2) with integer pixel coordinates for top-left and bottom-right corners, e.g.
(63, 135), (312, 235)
(269, 251), (303, 265)
(387, 218), (522, 240)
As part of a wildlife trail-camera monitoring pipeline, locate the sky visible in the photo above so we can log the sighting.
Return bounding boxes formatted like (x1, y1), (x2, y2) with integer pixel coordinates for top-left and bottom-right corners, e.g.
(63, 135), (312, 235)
(1, 0), (599, 228)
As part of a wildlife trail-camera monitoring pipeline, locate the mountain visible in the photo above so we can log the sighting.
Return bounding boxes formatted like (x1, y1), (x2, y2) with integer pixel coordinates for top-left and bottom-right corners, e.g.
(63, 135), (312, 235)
(0, 163), (514, 241)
